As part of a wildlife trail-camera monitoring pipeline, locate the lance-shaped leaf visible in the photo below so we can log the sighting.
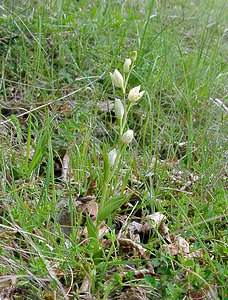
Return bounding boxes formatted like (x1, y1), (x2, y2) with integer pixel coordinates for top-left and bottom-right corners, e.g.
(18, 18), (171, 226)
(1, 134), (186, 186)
(97, 193), (133, 223)
(86, 215), (99, 253)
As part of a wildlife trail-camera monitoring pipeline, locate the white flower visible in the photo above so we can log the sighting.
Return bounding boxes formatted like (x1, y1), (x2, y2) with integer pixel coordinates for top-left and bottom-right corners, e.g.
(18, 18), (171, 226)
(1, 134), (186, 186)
(123, 58), (131, 73)
(114, 98), (124, 120)
(121, 130), (134, 144)
(108, 148), (117, 167)
(131, 51), (137, 63)
(128, 85), (145, 102)
(110, 69), (124, 89)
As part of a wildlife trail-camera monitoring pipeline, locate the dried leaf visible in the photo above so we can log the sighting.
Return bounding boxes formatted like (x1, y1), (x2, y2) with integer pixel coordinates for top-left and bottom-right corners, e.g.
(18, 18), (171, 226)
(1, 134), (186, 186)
(58, 208), (73, 236)
(149, 212), (166, 224)
(142, 212), (167, 234)
(79, 276), (91, 293)
(98, 223), (109, 239)
(129, 221), (143, 233)
(118, 238), (154, 271)
(127, 221), (142, 238)
(165, 236), (190, 257)
(76, 196), (98, 220)
(121, 221), (142, 243)
(158, 221), (171, 242)
(188, 248), (204, 259)
(120, 286), (150, 300)
(84, 200), (98, 220)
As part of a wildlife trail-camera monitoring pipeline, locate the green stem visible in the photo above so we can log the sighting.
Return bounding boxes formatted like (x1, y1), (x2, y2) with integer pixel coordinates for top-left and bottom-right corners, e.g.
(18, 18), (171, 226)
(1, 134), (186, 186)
(99, 144), (123, 210)
(124, 63), (135, 92)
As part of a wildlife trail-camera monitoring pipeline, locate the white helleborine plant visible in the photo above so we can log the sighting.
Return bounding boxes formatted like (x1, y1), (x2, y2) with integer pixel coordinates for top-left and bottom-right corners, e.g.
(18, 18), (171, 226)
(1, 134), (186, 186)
(123, 58), (131, 73)
(114, 98), (124, 120)
(121, 129), (134, 144)
(128, 85), (145, 102)
(110, 69), (124, 90)
(108, 148), (117, 167)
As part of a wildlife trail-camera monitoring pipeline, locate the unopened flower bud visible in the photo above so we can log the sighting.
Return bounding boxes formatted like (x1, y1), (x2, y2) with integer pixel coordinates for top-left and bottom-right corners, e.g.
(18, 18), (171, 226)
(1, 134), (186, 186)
(131, 51), (137, 63)
(114, 98), (124, 120)
(108, 148), (117, 167)
(121, 130), (134, 144)
(110, 69), (124, 89)
(123, 58), (131, 73)
(128, 85), (145, 102)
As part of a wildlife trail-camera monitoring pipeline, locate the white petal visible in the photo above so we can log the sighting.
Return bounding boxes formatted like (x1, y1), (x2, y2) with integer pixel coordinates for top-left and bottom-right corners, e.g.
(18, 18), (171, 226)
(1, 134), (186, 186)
(108, 148), (117, 167)
(110, 69), (124, 89)
(128, 85), (141, 101)
(114, 98), (124, 119)
(123, 58), (132, 73)
(121, 130), (134, 144)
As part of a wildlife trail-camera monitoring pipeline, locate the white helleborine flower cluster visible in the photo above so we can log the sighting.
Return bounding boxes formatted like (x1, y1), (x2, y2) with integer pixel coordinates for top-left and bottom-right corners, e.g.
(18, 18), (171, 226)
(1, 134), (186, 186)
(108, 51), (145, 167)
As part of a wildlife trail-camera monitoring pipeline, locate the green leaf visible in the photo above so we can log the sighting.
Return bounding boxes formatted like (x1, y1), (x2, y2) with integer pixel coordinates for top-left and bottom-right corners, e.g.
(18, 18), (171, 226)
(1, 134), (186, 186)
(183, 258), (194, 267)
(86, 215), (98, 240)
(97, 193), (132, 223)
(86, 215), (99, 254)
